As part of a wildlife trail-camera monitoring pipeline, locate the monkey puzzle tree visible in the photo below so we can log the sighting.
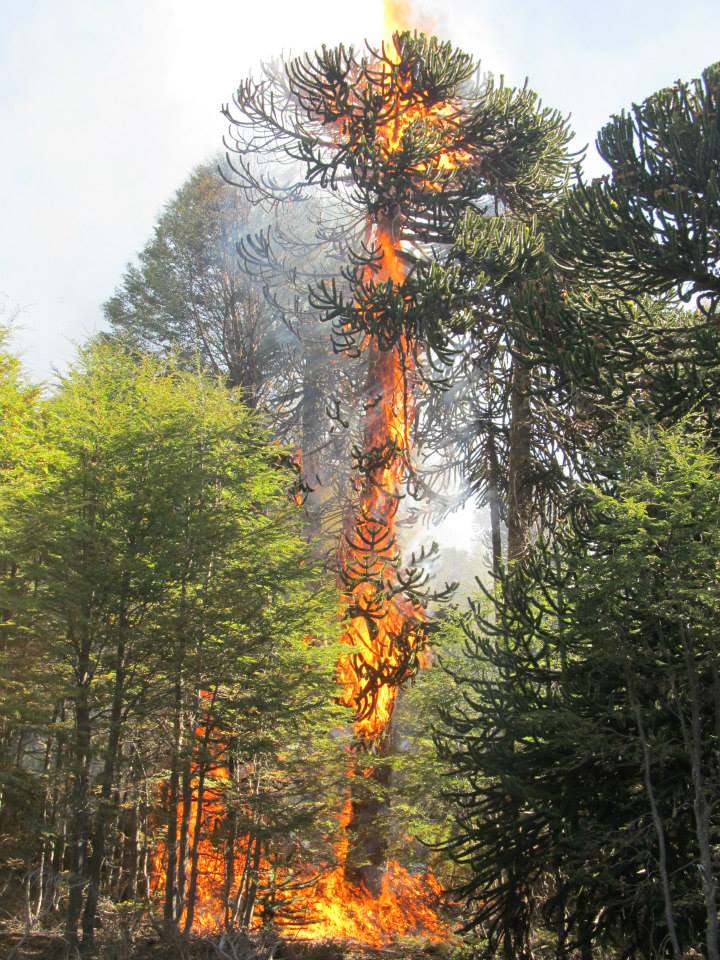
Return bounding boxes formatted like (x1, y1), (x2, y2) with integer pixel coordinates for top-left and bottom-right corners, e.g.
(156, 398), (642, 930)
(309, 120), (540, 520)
(430, 59), (720, 571)
(522, 60), (720, 446)
(223, 30), (573, 892)
(413, 209), (575, 571)
(553, 61), (720, 316)
(438, 422), (720, 960)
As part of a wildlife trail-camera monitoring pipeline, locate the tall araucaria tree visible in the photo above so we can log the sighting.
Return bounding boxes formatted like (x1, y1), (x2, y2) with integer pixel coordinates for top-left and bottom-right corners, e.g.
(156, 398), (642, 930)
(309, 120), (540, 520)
(223, 30), (573, 889)
(519, 60), (720, 446)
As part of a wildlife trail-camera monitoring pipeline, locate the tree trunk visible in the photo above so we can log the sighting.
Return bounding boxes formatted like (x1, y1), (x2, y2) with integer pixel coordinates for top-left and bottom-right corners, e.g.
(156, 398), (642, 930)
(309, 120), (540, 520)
(487, 432), (503, 580)
(35, 706), (61, 922)
(344, 716), (397, 895)
(300, 336), (326, 539)
(81, 605), (128, 951)
(175, 749), (193, 923)
(65, 630), (93, 952)
(164, 676), (184, 930)
(182, 760), (207, 936)
(678, 629), (719, 960)
(629, 680), (682, 960)
(182, 694), (217, 936)
(241, 836), (262, 930)
(507, 352), (532, 563)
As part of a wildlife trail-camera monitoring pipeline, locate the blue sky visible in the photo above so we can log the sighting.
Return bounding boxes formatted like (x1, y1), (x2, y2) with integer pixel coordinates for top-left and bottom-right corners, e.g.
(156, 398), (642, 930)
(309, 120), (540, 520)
(1, 0), (718, 380)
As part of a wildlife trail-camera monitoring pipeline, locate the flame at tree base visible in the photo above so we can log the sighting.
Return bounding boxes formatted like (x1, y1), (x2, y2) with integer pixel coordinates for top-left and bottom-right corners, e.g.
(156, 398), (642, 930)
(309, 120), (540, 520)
(153, 843), (448, 947)
(284, 862), (445, 947)
(151, 764), (450, 947)
(155, 861), (447, 948)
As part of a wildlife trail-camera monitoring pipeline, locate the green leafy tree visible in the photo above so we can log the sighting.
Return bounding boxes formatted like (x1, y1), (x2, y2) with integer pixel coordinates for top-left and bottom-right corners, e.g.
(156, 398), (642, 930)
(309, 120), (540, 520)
(105, 162), (365, 547)
(0, 329), (54, 879)
(0, 343), (344, 952)
(104, 164), (285, 405)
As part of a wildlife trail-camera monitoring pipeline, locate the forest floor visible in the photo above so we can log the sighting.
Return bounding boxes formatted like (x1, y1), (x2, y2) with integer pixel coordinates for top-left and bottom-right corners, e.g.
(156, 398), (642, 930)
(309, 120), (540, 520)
(0, 930), (464, 960)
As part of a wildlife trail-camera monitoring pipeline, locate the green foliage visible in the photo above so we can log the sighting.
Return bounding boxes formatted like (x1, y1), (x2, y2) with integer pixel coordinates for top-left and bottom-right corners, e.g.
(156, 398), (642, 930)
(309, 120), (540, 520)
(552, 62), (720, 316)
(0, 341), (346, 943)
(3, 33), (720, 960)
(0, 329), (47, 726)
(104, 164), (284, 403)
(438, 422), (720, 957)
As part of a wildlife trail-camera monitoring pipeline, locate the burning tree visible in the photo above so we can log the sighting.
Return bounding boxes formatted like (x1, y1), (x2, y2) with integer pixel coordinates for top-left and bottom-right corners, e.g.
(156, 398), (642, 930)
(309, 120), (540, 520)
(223, 24), (573, 913)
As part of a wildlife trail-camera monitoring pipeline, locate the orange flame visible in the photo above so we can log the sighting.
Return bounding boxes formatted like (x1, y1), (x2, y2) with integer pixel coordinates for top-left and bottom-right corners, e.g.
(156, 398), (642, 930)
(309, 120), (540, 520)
(336, 21), (468, 748)
(301, 24), (469, 940)
(335, 232), (420, 743)
(383, 0), (436, 40)
(286, 859), (444, 946)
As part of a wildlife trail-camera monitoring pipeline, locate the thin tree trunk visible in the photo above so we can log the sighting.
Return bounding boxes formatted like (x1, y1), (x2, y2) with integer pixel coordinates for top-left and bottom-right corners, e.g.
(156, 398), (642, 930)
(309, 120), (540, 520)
(65, 630), (94, 952)
(232, 831), (257, 927)
(175, 750), (193, 922)
(629, 681), (682, 960)
(182, 692), (217, 936)
(124, 798), (138, 900)
(507, 352), (532, 564)
(222, 755), (238, 931)
(300, 337), (325, 539)
(34, 706), (60, 923)
(678, 627), (719, 960)
(52, 817), (68, 912)
(164, 676), (184, 929)
(182, 759), (208, 936)
(487, 432), (503, 581)
(242, 836), (262, 930)
(48, 702), (68, 915)
(231, 763), (261, 928)
(140, 779), (151, 903)
(81, 604), (128, 951)
(344, 708), (397, 895)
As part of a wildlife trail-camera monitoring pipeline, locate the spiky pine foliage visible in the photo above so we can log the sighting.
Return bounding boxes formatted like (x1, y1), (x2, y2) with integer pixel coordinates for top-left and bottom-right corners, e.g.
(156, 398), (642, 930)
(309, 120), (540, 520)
(509, 60), (720, 475)
(552, 61), (720, 317)
(418, 60), (720, 565)
(432, 60), (720, 960)
(227, 33), (574, 575)
(223, 35), (575, 761)
(224, 32), (573, 355)
(409, 206), (577, 566)
(437, 423), (720, 959)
